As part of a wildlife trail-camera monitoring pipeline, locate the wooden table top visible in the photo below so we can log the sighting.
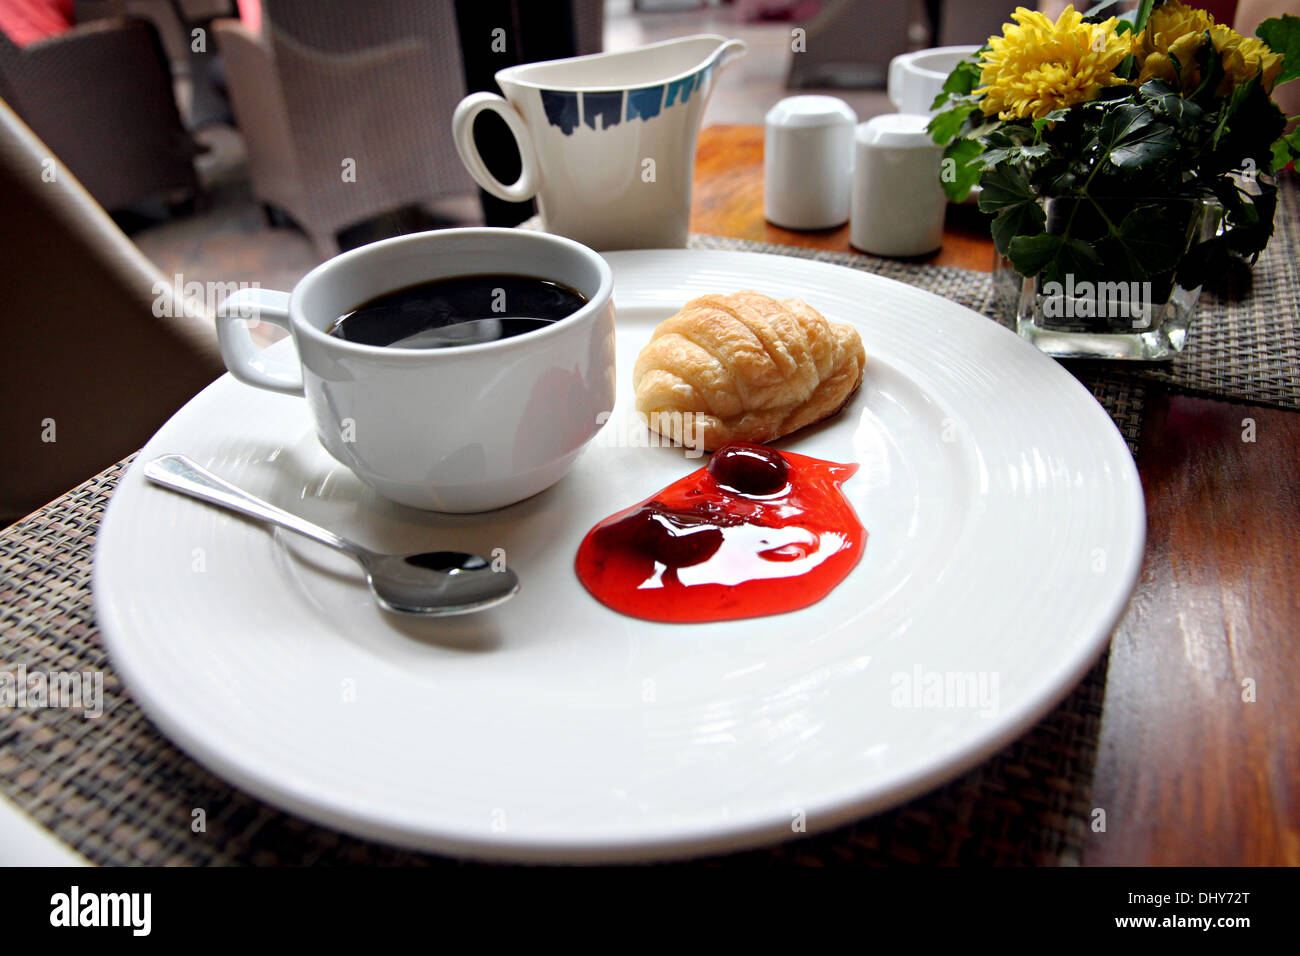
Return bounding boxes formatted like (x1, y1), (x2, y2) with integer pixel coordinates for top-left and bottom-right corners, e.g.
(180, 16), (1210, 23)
(690, 124), (997, 272)
(690, 124), (1300, 866)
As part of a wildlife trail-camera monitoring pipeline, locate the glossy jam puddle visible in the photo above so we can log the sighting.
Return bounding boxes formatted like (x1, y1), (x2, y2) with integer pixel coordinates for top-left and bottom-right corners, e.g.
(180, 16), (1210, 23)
(575, 443), (865, 622)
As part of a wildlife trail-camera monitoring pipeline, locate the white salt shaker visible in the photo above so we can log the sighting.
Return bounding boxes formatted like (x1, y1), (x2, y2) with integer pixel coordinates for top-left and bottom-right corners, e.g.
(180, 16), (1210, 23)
(764, 96), (856, 230)
(850, 114), (946, 257)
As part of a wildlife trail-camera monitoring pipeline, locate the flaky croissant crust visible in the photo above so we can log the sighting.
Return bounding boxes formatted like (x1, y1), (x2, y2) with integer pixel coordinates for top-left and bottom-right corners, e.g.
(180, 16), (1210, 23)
(633, 291), (865, 451)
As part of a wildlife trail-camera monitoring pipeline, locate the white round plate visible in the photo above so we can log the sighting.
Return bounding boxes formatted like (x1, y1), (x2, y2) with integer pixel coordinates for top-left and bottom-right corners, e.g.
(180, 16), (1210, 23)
(94, 249), (1144, 862)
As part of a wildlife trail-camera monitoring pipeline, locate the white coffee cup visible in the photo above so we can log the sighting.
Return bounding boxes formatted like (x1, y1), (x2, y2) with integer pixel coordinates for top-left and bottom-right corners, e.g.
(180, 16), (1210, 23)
(215, 228), (616, 513)
(887, 45), (980, 117)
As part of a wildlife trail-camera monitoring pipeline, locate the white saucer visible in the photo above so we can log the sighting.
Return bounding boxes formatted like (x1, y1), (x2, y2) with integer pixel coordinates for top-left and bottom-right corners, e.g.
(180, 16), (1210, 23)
(93, 249), (1143, 862)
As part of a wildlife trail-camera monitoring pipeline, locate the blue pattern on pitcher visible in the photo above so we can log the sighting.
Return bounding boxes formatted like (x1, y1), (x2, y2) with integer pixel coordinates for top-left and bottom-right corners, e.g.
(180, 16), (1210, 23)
(696, 60), (714, 95)
(626, 85), (665, 122)
(540, 62), (716, 136)
(583, 91), (623, 131)
(540, 90), (580, 135)
(665, 73), (696, 108)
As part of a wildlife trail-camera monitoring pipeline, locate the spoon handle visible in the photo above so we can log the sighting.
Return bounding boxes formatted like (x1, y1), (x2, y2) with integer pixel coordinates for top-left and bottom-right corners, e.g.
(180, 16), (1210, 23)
(144, 455), (357, 556)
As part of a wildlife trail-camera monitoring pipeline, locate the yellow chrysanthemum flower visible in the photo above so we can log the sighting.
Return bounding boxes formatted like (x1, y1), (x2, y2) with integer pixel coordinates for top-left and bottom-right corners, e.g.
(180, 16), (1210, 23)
(1132, 3), (1211, 92)
(976, 5), (1130, 120)
(1133, 1), (1283, 94)
(1212, 24), (1283, 92)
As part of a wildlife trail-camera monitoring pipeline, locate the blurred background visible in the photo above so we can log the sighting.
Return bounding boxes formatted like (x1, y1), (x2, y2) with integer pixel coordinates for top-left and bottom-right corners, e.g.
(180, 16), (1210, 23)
(1, 0), (1295, 522)
(1, 0), (1291, 294)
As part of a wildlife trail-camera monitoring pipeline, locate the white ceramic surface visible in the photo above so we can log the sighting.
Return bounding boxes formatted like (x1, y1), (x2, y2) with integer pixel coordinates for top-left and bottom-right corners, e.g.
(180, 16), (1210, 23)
(452, 35), (746, 250)
(0, 797), (87, 865)
(764, 96), (856, 230)
(215, 228), (615, 512)
(887, 45), (980, 117)
(851, 114), (947, 257)
(95, 250), (1144, 863)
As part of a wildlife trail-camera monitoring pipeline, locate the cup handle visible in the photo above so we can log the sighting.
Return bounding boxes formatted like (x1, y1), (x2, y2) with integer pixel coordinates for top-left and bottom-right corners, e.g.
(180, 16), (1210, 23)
(215, 288), (304, 396)
(451, 92), (541, 204)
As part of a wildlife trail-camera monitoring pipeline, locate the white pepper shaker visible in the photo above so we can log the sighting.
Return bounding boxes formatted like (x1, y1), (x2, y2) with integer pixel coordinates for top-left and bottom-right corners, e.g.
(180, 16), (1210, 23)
(764, 96), (857, 230)
(850, 114), (946, 257)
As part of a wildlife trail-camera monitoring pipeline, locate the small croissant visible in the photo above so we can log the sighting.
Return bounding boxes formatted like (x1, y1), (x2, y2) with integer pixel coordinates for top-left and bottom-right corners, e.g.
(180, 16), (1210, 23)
(633, 291), (865, 452)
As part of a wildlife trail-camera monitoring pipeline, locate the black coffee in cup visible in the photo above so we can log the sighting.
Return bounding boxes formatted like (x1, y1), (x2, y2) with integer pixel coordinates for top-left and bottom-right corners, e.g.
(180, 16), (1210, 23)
(327, 274), (588, 349)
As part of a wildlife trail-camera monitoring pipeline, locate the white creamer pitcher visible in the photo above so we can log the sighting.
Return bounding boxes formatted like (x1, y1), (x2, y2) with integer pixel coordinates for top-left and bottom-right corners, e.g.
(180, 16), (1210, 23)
(452, 35), (746, 250)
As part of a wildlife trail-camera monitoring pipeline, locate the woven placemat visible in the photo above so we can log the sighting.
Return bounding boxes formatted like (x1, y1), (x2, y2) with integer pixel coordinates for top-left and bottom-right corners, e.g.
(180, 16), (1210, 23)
(0, 454), (1109, 866)
(9, 189), (1294, 866)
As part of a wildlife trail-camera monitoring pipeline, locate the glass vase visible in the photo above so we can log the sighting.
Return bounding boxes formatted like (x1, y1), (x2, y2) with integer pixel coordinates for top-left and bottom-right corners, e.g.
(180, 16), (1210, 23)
(994, 197), (1223, 361)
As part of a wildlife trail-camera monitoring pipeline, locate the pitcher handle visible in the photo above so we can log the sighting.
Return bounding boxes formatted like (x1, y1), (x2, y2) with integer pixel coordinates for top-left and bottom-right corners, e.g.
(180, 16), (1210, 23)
(452, 92), (541, 204)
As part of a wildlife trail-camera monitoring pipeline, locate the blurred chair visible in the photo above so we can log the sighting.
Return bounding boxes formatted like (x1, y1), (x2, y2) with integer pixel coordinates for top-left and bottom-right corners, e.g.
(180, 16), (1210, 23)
(213, 0), (474, 256)
(76, 0), (239, 129)
(787, 0), (911, 88)
(570, 0), (604, 55)
(0, 16), (201, 213)
(76, 1), (234, 66)
(0, 99), (222, 525)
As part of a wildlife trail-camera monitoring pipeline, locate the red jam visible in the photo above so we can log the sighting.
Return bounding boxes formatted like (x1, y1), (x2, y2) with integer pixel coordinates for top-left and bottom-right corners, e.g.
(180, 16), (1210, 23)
(575, 443), (865, 623)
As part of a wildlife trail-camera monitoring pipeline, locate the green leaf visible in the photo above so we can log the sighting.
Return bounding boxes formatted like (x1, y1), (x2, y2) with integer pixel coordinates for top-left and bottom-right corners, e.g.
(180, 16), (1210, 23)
(977, 162), (1035, 212)
(1007, 234), (1063, 277)
(1038, 159), (1082, 196)
(1233, 185), (1277, 258)
(939, 138), (984, 202)
(1113, 205), (1192, 277)
(1139, 79), (1206, 126)
(1131, 0), (1156, 35)
(1271, 136), (1294, 170)
(1032, 109), (1072, 135)
(1094, 84), (1137, 102)
(976, 143), (1051, 168)
(990, 198), (1047, 258)
(1093, 103), (1177, 170)
(1215, 180), (1278, 260)
(1052, 239), (1104, 286)
(1256, 14), (1300, 86)
(1190, 30), (1229, 102)
(1272, 126), (1300, 171)
(1176, 234), (1232, 289)
(1212, 72), (1260, 150)
(930, 57), (983, 111)
(979, 162), (1048, 257)
(927, 104), (978, 145)
(1006, 234), (1100, 284)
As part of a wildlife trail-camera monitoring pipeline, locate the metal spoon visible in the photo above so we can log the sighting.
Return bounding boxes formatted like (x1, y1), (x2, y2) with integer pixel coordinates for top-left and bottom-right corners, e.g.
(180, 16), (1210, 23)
(143, 454), (519, 616)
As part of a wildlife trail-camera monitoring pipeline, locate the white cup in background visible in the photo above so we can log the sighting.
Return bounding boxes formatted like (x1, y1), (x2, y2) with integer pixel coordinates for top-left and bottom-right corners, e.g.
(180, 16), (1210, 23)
(764, 95), (857, 230)
(887, 45), (981, 117)
(851, 114), (946, 258)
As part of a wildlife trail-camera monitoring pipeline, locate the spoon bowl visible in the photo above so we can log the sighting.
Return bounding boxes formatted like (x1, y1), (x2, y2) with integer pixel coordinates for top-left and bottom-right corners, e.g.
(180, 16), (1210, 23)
(361, 551), (520, 616)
